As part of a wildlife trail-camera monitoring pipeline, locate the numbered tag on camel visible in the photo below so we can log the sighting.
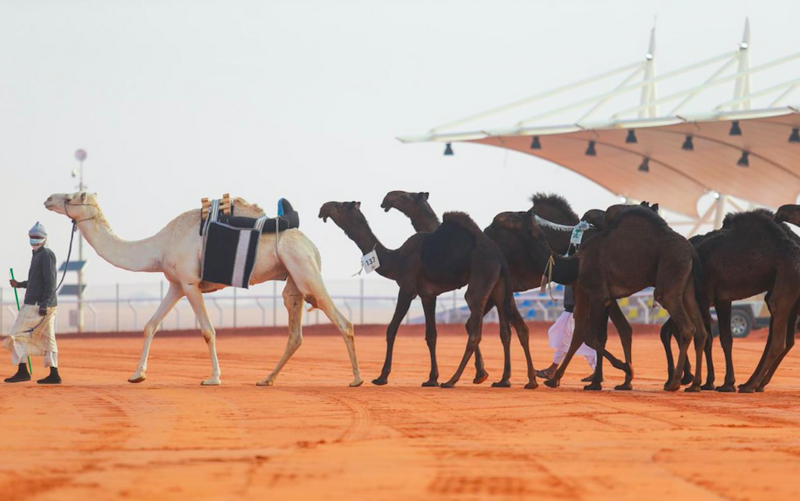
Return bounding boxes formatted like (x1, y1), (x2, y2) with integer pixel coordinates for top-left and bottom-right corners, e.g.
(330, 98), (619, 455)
(361, 250), (380, 274)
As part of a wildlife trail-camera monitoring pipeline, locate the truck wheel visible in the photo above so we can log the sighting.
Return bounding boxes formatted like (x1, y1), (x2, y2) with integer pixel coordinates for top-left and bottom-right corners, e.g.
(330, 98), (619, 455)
(731, 309), (753, 339)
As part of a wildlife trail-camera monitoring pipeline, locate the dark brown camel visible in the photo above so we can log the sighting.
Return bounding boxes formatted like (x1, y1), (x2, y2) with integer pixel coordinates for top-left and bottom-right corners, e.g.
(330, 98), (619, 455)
(379, 191), (490, 384)
(319, 202), (537, 389)
(494, 207), (708, 392)
(664, 209), (800, 393)
(384, 191), (635, 385)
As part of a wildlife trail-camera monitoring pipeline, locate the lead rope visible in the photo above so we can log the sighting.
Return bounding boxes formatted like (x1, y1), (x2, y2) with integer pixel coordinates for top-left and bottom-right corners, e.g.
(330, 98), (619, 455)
(540, 254), (556, 301)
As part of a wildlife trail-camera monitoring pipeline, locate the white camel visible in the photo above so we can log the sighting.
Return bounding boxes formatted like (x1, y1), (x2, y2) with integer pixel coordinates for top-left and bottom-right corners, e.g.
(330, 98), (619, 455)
(44, 192), (362, 387)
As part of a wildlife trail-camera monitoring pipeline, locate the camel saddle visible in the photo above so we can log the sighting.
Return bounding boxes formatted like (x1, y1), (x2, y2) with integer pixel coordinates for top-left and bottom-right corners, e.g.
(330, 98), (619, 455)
(200, 198), (300, 288)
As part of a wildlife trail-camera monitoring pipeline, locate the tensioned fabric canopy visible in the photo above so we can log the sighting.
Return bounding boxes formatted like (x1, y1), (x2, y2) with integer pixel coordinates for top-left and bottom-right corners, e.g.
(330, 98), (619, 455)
(398, 24), (800, 218)
(471, 109), (800, 217)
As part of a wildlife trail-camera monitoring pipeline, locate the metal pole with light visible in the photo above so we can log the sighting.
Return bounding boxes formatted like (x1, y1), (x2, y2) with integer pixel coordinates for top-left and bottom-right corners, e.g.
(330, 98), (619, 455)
(73, 149), (87, 333)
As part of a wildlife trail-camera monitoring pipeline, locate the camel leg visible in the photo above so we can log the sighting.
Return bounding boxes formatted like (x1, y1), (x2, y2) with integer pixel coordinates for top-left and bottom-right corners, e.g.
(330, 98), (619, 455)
(128, 282), (184, 383)
(756, 298), (800, 391)
(257, 278), (304, 387)
(508, 303), (537, 389)
(490, 286), (514, 388)
(700, 326), (716, 390)
(586, 314), (629, 376)
(373, 290), (414, 386)
(713, 301), (736, 392)
(545, 288), (590, 389)
(683, 282), (708, 393)
(660, 297), (693, 392)
(280, 252), (362, 387)
(420, 296), (440, 387)
(740, 290), (793, 393)
(609, 301), (634, 390)
(182, 284), (221, 386)
(660, 319), (676, 384)
(581, 305), (610, 391)
(739, 292), (774, 391)
(441, 281), (492, 389)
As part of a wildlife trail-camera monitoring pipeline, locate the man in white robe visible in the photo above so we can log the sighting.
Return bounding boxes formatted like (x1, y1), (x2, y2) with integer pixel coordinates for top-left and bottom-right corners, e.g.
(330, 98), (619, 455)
(536, 285), (597, 381)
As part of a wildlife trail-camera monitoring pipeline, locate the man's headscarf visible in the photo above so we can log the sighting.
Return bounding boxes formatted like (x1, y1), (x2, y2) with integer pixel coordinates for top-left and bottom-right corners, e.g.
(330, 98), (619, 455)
(29, 221), (47, 246)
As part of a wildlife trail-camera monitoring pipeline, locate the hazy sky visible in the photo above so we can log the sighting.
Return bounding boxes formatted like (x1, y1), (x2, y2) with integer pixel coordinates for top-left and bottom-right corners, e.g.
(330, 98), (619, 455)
(1, 0), (795, 291)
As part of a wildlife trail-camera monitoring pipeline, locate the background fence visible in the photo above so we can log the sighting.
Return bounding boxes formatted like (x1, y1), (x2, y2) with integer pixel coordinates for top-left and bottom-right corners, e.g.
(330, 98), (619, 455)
(0, 279), (664, 335)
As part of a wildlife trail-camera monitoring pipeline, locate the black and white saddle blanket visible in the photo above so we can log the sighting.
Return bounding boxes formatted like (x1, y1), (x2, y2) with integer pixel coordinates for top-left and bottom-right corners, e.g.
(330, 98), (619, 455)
(201, 198), (300, 288)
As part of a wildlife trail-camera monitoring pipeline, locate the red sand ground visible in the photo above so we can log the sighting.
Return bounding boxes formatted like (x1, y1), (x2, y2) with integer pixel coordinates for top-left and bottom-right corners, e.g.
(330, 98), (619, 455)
(1, 323), (799, 501)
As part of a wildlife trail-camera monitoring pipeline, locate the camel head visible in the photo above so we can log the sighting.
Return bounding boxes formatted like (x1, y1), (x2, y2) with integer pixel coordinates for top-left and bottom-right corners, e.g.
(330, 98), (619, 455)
(381, 191), (428, 214)
(581, 209), (606, 229)
(774, 204), (800, 227)
(318, 201), (364, 227)
(44, 191), (101, 221)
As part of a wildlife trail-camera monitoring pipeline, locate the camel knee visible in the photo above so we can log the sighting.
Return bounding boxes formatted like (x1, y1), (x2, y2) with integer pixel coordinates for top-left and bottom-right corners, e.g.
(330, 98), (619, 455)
(143, 320), (160, 338)
(288, 334), (303, 350)
(202, 328), (216, 343)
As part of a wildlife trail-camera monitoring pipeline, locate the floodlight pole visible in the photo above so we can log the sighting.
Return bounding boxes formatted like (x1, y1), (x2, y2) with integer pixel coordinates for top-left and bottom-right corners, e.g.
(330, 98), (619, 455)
(713, 20), (751, 230)
(74, 150), (87, 333)
(640, 27), (658, 118)
(733, 19), (752, 111)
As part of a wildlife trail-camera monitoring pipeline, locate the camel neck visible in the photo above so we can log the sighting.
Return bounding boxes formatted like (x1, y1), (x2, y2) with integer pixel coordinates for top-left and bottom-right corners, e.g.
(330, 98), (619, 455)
(410, 203), (440, 233)
(523, 229), (579, 285)
(340, 217), (398, 278)
(77, 218), (167, 273)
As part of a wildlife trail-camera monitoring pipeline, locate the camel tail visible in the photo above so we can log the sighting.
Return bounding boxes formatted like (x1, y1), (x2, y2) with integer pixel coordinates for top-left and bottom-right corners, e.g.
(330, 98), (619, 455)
(691, 252), (711, 325)
(500, 262), (515, 319)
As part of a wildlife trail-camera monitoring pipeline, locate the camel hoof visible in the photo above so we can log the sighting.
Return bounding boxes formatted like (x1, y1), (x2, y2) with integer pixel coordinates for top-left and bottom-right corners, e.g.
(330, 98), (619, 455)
(440, 381), (456, 389)
(201, 378), (221, 386)
(755, 386), (765, 393)
(664, 382), (680, 392)
(349, 379), (363, 387)
(524, 381), (538, 390)
(680, 374), (695, 385)
(614, 383), (632, 391)
(700, 382), (717, 391)
(583, 383), (602, 391)
(473, 372), (489, 384)
(128, 374), (146, 384)
(491, 380), (511, 388)
(738, 385), (756, 394)
(716, 384), (736, 393)
(684, 385), (701, 393)
(371, 377), (388, 386)
(256, 379), (274, 387)
(421, 380), (440, 387)
(544, 379), (560, 389)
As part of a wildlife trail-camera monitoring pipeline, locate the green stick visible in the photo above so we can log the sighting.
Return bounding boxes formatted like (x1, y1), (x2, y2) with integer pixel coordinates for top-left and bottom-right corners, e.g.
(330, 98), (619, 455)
(9, 268), (32, 375)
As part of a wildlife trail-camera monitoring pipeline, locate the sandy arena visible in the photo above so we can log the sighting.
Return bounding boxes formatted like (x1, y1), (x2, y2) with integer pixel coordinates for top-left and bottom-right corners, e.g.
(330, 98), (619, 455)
(1, 323), (799, 501)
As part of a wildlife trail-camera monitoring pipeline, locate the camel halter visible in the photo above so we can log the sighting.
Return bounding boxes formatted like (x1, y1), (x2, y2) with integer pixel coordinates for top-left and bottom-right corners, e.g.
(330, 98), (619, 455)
(533, 216), (591, 300)
(54, 200), (100, 292)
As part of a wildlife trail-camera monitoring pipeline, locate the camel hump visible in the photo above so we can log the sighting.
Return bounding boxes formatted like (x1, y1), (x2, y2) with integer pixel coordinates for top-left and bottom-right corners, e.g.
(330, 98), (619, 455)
(442, 211), (483, 237)
(530, 192), (579, 220)
(722, 209), (775, 229)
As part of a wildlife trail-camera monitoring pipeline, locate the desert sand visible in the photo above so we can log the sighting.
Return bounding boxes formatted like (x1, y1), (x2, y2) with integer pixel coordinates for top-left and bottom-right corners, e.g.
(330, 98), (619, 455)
(1, 323), (799, 501)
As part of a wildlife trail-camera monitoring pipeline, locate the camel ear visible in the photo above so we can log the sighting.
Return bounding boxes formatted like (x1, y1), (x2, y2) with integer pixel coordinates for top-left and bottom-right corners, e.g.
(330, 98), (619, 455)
(651, 203), (659, 212)
(80, 192), (87, 202)
(348, 201), (361, 210)
(422, 192), (429, 200)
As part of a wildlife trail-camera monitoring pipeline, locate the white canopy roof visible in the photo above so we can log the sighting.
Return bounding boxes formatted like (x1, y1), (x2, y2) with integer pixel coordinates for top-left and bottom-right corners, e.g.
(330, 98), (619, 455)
(399, 23), (800, 218)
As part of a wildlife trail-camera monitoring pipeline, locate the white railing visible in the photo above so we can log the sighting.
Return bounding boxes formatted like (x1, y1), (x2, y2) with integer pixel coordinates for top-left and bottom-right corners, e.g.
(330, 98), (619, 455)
(0, 280), (667, 335)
